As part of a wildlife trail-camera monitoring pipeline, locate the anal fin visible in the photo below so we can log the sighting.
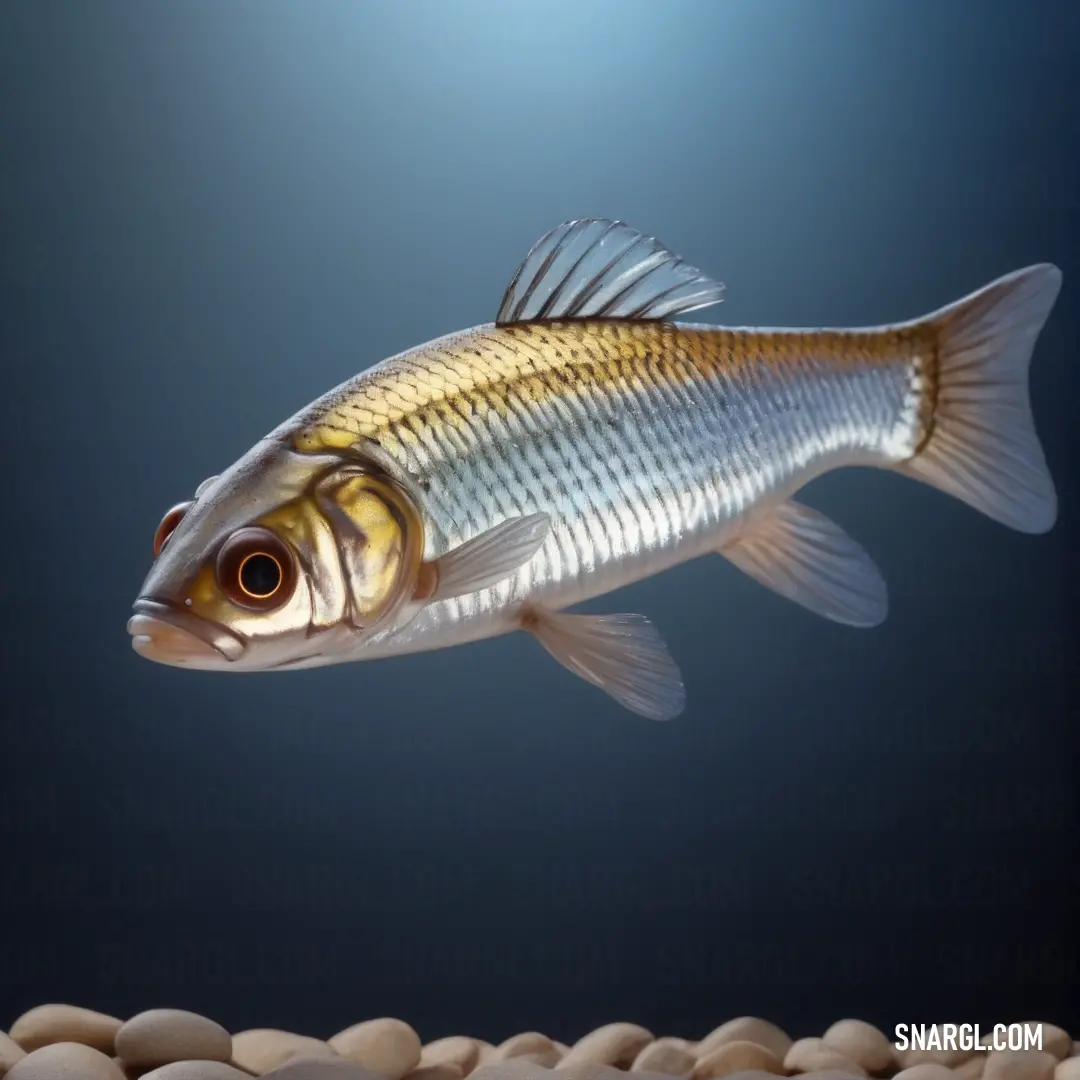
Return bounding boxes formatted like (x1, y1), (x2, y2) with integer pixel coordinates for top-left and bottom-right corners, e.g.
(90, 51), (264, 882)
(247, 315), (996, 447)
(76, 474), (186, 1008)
(720, 500), (888, 628)
(523, 608), (685, 721)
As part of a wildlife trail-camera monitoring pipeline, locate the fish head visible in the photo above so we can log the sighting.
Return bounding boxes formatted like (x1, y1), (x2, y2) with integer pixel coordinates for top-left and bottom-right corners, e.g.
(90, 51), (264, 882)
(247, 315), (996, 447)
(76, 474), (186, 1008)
(128, 438), (426, 671)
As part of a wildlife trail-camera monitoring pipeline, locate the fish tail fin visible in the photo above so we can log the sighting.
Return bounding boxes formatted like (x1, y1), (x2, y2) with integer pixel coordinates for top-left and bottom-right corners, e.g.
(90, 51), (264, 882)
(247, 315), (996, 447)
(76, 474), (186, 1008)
(896, 263), (1062, 533)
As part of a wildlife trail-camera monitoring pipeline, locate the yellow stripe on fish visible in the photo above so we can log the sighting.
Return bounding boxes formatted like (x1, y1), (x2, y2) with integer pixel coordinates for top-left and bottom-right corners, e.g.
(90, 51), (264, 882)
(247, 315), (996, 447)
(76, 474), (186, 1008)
(293, 321), (937, 453)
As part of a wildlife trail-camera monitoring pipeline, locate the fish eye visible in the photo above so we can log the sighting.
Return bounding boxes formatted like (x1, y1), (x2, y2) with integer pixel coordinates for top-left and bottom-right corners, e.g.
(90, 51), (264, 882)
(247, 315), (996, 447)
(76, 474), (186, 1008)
(153, 501), (194, 557)
(215, 527), (296, 610)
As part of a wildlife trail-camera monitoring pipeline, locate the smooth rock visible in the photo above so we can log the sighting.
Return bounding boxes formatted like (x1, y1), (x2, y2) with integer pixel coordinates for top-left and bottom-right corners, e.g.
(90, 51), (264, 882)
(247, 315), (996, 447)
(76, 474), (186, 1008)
(265, 1059), (387, 1079)
(559, 1025), (654, 1069)
(421, 1039), (480, 1075)
(140, 1064), (252, 1080)
(893, 1068), (956, 1080)
(116, 1011), (232, 1069)
(7, 1042), (126, 1079)
(693, 1071), (778, 1080)
(1055, 1061), (1080, 1080)
(956, 1056), (987, 1080)
(899, 1031), (974, 1070)
(112, 1055), (135, 1079)
(656, 1042), (698, 1056)
(232, 1030), (338, 1075)
(784, 1038), (867, 1077)
(1021, 1028), (1071, 1063)
(474, 1047), (498, 1070)
(472, 1061), (556, 1080)
(554, 1065), (625, 1080)
(406, 1067), (462, 1080)
(799, 1072), (876, 1080)
(1, 1033), (26, 1075)
(694, 1041), (784, 1080)
(698, 1022), (792, 1065)
(329, 1020), (422, 1080)
(633, 1041), (695, 1076)
(823, 1022), (897, 1075)
(494, 1035), (560, 1069)
(9, 1005), (124, 1055)
(983, 1051), (1057, 1080)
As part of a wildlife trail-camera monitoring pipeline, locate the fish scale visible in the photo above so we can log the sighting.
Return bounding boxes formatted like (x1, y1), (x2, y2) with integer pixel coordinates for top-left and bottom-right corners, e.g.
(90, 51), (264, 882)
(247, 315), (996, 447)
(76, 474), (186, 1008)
(315, 320), (922, 656)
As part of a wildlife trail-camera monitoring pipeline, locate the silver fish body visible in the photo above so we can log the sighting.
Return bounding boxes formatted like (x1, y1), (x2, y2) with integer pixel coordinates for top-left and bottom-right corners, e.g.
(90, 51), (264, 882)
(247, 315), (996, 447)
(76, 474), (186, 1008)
(130, 219), (1061, 719)
(310, 320), (925, 660)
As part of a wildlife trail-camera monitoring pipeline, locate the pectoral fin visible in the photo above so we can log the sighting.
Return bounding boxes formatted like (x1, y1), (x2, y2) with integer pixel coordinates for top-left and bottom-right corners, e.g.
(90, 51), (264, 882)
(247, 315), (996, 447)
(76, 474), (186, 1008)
(522, 608), (686, 721)
(419, 513), (551, 603)
(720, 499), (887, 627)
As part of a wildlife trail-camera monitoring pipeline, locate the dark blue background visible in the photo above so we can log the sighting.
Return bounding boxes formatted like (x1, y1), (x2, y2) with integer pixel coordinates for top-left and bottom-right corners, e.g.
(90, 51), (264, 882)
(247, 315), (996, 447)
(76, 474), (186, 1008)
(1, 0), (1077, 1043)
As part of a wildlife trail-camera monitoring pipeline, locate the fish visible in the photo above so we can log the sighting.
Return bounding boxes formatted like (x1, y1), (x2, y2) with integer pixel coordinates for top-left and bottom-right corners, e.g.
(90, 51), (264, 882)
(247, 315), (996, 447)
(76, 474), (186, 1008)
(128, 218), (1062, 720)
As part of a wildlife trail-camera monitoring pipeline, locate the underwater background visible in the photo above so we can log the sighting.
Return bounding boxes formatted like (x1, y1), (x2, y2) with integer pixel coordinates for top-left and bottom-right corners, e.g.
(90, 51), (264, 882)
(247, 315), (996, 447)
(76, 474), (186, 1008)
(1, 0), (1077, 1044)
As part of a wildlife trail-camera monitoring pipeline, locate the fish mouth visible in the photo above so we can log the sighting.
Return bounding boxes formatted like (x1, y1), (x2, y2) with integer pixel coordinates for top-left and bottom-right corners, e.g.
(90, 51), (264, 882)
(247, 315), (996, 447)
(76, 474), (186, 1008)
(127, 597), (247, 665)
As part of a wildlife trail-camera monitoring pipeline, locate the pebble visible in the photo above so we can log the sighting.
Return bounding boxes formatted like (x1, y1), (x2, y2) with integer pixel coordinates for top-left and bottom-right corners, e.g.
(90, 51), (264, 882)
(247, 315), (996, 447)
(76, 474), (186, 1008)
(406, 1066), (463, 1080)
(900, 1030), (975, 1070)
(893, 1065), (959, 1080)
(956, 1056), (987, 1080)
(421, 1038), (480, 1075)
(553, 1065), (626, 1080)
(558, 1024), (654, 1069)
(633, 1041), (696, 1076)
(697, 1021), (792, 1064)
(8, 1005), (124, 1055)
(784, 1038), (867, 1077)
(694, 1040), (784, 1080)
(983, 1051), (1057, 1080)
(6, 1041), (126, 1079)
(493, 1035), (561, 1069)
(264, 1060), (387, 1079)
(139, 1064), (252, 1080)
(115, 1011), (232, 1069)
(232, 1030), (338, 1075)
(1, 1033), (26, 1075)
(694, 1070), (778, 1080)
(472, 1061), (556, 1080)
(659, 1041), (699, 1056)
(1023, 1027), (1071, 1063)
(800, 1072), (883, 1080)
(1056, 1061), (1080, 1080)
(557, 1023), (648, 1067)
(823, 1021), (897, 1075)
(329, 1020), (422, 1080)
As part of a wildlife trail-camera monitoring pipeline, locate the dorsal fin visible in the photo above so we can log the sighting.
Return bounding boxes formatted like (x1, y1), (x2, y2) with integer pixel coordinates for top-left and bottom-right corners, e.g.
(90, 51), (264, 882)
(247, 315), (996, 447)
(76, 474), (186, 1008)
(495, 218), (725, 326)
